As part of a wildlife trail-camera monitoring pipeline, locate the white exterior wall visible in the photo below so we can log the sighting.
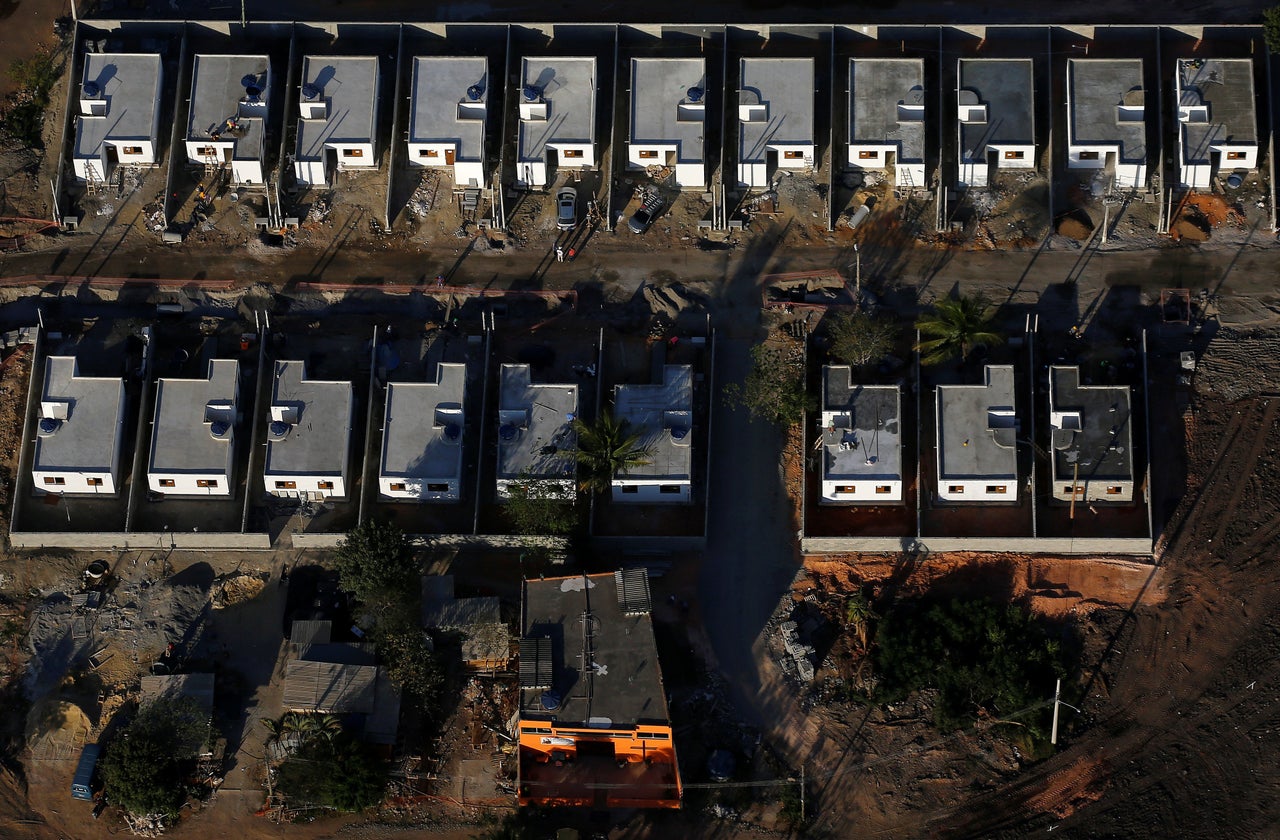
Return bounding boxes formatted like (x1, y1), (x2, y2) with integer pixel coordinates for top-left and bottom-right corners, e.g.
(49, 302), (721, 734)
(936, 478), (1017, 503)
(552, 143), (594, 170)
(33, 469), (119, 496)
(958, 160), (989, 188)
(72, 154), (106, 182)
(231, 159), (265, 184)
(515, 159), (548, 189)
(496, 476), (574, 501)
(293, 159), (327, 187)
(379, 476), (460, 502)
(992, 143), (1035, 170)
(185, 138), (232, 166)
(407, 141), (485, 187)
(821, 478), (903, 504)
(147, 472), (232, 496)
(265, 474), (347, 500)
(1052, 476), (1134, 504)
(335, 142), (377, 169)
(848, 145), (925, 189)
(738, 144), (814, 188)
(611, 479), (691, 504)
(627, 144), (705, 189)
(738, 161), (768, 188)
(112, 139), (158, 166)
(1179, 145), (1257, 189)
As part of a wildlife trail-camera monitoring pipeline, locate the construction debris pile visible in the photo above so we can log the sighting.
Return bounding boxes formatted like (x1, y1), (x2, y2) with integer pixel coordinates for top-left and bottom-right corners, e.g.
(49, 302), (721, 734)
(407, 174), (439, 219)
(778, 619), (816, 683)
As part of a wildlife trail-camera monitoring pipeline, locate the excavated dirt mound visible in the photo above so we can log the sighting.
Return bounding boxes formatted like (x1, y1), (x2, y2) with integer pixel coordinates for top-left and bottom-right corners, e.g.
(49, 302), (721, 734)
(210, 572), (267, 610)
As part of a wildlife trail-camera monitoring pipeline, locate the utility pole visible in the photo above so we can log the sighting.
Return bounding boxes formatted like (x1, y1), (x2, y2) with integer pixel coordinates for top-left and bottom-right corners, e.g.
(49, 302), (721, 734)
(1050, 678), (1082, 745)
(799, 764), (805, 823)
(853, 244), (861, 302)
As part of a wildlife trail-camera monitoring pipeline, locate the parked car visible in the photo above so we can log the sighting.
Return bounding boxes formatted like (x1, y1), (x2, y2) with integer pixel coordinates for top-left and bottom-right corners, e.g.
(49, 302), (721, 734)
(556, 186), (578, 230)
(628, 192), (666, 234)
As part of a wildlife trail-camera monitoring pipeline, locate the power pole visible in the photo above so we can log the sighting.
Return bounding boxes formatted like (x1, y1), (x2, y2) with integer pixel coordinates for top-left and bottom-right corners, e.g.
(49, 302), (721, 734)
(1050, 678), (1082, 745)
(799, 764), (805, 823)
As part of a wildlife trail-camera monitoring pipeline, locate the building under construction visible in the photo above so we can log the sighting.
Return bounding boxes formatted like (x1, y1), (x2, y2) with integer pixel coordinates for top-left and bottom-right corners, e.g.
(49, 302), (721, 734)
(517, 570), (682, 809)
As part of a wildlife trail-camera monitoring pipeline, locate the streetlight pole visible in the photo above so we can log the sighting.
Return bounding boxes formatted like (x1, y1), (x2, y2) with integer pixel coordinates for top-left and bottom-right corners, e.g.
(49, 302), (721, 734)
(1050, 678), (1082, 745)
(853, 244), (861, 302)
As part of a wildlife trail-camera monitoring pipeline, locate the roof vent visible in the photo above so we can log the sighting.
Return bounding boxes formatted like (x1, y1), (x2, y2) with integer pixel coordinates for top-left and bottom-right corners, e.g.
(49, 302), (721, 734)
(37, 417), (62, 437)
(302, 82), (321, 100)
(522, 84), (541, 102)
(466, 84), (483, 101)
(83, 80), (101, 98)
(686, 86), (704, 103)
(443, 422), (462, 443)
(499, 423), (519, 442)
(670, 425), (690, 441)
(209, 420), (231, 440)
(540, 690), (562, 711)
(268, 421), (291, 440)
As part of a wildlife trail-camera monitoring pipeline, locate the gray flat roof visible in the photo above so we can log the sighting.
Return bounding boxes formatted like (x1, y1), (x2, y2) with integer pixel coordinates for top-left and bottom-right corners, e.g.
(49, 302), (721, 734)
(421, 575), (502, 628)
(150, 358), (238, 476)
(518, 56), (596, 162)
(497, 364), (577, 483)
(75, 53), (163, 159)
(296, 55), (379, 162)
(520, 572), (670, 727)
(631, 58), (706, 163)
(33, 356), (125, 475)
(380, 362), (466, 482)
(1178, 58), (1257, 164)
(958, 59), (1034, 160)
(1049, 366), (1133, 483)
(264, 360), (353, 477)
(1068, 59), (1145, 164)
(849, 58), (925, 163)
(937, 365), (1018, 480)
(188, 54), (269, 161)
(820, 367), (901, 482)
(613, 365), (693, 482)
(409, 56), (487, 160)
(739, 58), (815, 162)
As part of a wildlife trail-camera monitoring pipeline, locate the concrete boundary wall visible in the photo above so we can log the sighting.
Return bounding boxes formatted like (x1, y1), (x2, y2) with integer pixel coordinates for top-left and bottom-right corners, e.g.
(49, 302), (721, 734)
(9, 531), (272, 550)
(801, 536), (1152, 555)
(291, 532), (571, 549)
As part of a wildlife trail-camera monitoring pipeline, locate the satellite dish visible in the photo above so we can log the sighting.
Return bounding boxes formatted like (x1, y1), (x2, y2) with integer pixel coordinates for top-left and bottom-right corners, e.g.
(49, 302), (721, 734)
(38, 417), (61, 437)
(210, 420), (231, 439)
(443, 422), (461, 442)
(268, 420), (291, 439)
(669, 425), (689, 441)
(466, 84), (483, 101)
(301, 82), (321, 100)
(83, 81), (101, 97)
(522, 84), (540, 102)
(686, 86), (704, 102)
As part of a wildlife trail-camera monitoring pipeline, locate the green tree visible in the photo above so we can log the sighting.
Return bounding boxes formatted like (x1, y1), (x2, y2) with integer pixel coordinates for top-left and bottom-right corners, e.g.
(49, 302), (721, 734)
(845, 592), (877, 652)
(874, 598), (1072, 740)
(913, 293), (1003, 366)
(275, 735), (386, 812)
(571, 411), (654, 494)
(372, 614), (444, 707)
(726, 342), (812, 427)
(828, 310), (899, 368)
(502, 476), (578, 536)
(1265, 6), (1280, 53)
(334, 520), (418, 608)
(100, 698), (209, 818)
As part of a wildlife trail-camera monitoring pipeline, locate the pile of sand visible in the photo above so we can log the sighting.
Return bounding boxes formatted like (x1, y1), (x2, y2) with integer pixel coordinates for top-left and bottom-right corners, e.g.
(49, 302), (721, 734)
(211, 572), (267, 610)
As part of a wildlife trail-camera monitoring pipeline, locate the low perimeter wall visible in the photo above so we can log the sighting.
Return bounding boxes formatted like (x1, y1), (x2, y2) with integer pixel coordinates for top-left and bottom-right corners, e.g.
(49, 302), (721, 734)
(9, 531), (272, 550)
(801, 536), (1153, 556)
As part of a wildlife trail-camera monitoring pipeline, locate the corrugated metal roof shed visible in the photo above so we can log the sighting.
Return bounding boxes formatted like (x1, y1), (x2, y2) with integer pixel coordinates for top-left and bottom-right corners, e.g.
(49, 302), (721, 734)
(140, 673), (215, 718)
(282, 660), (377, 713)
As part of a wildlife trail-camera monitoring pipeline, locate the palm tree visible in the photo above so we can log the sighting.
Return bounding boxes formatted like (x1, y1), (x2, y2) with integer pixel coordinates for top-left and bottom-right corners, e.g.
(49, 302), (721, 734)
(571, 411), (655, 495)
(914, 293), (1003, 366)
(845, 593), (877, 652)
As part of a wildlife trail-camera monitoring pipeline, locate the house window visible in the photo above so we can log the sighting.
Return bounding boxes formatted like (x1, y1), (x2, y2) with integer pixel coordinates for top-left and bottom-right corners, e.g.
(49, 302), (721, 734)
(1107, 486), (1124, 495)
(1226, 151), (1247, 161)
(660, 485), (682, 494)
(341, 148), (364, 158)
(1004, 150), (1025, 160)
(419, 149), (438, 158)
(121, 146), (143, 155)
(197, 479), (218, 488)
(1078, 151), (1099, 161)
(621, 486), (639, 494)
(317, 481), (334, 490)
(858, 151), (878, 160)
(562, 149), (584, 159)
(86, 478), (103, 487)
(784, 151), (804, 160)
(197, 146), (218, 156)
(159, 479), (176, 488)
(1064, 486), (1077, 495)
(427, 483), (449, 492)
(875, 485), (892, 494)
(948, 485), (964, 494)
(638, 150), (658, 159)
(389, 483), (407, 491)
(986, 485), (1008, 494)
(43, 477), (65, 486)
(835, 485), (857, 494)
(275, 480), (297, 490)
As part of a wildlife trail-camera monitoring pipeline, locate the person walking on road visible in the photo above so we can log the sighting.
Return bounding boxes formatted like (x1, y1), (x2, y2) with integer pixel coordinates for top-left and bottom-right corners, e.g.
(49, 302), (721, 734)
(555, 246), (565, 263)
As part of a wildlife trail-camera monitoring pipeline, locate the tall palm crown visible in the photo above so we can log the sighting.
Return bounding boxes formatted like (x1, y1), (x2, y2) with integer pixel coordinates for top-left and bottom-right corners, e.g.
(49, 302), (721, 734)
(914, 294), (1004, 366)
(571, 411), (655, 494)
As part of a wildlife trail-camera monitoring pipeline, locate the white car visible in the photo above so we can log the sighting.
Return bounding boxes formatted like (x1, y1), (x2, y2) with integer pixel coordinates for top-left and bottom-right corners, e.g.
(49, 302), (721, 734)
(556, 187), (578, 230)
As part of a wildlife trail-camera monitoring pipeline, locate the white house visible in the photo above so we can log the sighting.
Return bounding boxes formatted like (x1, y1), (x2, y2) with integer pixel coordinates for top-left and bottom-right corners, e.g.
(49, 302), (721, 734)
(957, 59), (1035, 188)
(379, 362), (467, 502)
(935, 365), (1018, 502)
(186, 55), (270, 186)
(148, 359), (239, 496)
(516, 57), (596, 189)
(819, 367), (902, 503)
(1175, 58), (1258, 189)
(848, 58), (926, 190)
(737, 58), (815, 188)
(263, 360), (354, 500)
(72, 53), (163, 184)
(1066, 59), (1147, 189)
(496, 364), (577, 500)
(612, 365), (694, 503)
(294, 56), (380, 188)
(408, 56), (488, 188)
(32, 356), (127, 495)
(628, 58), (707, 189)
(1048, 366), (1134, 503)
